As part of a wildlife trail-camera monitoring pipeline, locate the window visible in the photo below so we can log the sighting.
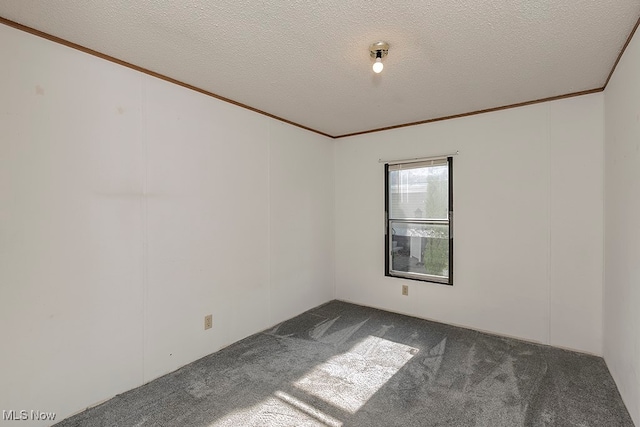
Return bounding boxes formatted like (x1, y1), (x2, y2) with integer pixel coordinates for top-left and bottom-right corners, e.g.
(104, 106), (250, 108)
(385, 157), (453, 285)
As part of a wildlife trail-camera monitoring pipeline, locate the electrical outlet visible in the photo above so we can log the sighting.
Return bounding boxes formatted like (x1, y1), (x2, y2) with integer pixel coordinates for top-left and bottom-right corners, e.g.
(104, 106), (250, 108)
(402, 285), (409, 296)
(204, 314), (213, 330)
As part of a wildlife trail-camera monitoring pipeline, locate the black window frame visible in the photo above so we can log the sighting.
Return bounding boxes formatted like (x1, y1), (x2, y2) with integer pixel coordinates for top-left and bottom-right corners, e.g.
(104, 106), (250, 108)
(384, 157), (453, 285)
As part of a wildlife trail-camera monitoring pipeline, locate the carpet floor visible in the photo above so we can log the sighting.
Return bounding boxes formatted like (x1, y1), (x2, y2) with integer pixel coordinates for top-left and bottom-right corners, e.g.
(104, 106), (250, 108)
(55, 300), (633, 426)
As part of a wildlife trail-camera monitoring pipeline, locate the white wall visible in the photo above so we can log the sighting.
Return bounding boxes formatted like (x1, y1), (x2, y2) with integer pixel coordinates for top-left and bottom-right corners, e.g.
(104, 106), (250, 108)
(0, 23), (334, 425)
(604, 25), (640, 426)
(335, 94), (604, 355)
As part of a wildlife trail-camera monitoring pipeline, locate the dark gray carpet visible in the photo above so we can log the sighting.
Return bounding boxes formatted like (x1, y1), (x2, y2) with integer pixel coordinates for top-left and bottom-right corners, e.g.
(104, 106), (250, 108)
(56, 300), (633, 427)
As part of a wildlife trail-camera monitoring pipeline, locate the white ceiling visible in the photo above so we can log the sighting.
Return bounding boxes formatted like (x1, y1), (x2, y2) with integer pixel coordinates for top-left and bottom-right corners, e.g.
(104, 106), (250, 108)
(1, 1), (639, 137)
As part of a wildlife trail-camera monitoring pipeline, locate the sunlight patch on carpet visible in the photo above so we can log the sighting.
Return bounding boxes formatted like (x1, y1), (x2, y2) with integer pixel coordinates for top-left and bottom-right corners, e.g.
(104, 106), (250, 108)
(293, 335), (419, 413)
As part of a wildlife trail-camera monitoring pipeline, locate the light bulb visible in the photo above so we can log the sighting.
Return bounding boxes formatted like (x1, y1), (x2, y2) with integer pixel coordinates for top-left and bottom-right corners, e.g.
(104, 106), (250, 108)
(373, 58), (384, 73)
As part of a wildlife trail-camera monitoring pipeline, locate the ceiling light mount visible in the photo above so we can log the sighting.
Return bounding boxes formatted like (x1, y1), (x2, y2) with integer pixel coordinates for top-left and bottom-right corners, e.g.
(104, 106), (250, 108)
(370, 41), (389, 73)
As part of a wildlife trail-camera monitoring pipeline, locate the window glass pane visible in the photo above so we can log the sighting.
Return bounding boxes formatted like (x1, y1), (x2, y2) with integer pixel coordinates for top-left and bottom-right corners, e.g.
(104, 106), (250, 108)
(389, 165), (448, 220)
(390, 222), (449, 278)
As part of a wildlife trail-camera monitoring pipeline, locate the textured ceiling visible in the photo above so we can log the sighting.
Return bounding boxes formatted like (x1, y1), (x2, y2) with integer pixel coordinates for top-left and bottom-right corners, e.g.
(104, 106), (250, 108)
(1, 1), (639, 137)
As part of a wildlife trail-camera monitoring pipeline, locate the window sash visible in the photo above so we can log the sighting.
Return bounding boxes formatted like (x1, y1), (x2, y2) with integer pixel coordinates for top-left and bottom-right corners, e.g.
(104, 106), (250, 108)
(385, 157), (453, 285)
(388, 160), (449, 221)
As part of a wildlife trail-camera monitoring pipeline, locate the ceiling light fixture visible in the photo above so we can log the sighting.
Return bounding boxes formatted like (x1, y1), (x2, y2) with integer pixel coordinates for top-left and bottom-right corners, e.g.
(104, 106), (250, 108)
(370, 42), (389, 74)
